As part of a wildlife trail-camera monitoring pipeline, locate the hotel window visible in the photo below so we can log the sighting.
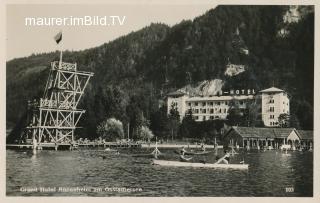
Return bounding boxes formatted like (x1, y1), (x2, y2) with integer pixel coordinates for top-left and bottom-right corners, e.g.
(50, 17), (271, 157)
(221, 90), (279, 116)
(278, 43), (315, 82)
(209, 102), (213, 106)
(202, 109), (206, 113)
(210, 116), (214, 120)
(195, 116), (199, 120)
(217, 102), (220, 105)
(270, 122), (273, 126)
(195, 102), (198, 106)
(270, 99), (274, 103)
(224, 109), (227, 113)
(270, 107), (274, 112)
(210, 109), (214, 114)
(195, 109), (199, 114)
(219, 109), (222, 113)
(202, 102), (206, 106)
(270, 115), (274, 119)
(239, 101), (244, 105)
(188, 102), (191, 106)
(225, 101), (228, 105)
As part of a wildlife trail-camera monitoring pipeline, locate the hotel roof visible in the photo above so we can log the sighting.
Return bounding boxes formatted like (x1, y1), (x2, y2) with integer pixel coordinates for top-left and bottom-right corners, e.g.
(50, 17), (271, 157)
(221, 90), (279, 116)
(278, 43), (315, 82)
(259, 87), (284, 93)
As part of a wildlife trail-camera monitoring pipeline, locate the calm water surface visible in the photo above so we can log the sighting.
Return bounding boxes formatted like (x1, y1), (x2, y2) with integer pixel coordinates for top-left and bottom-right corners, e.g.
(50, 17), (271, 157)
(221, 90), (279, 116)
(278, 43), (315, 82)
(6, 148), (313, 196)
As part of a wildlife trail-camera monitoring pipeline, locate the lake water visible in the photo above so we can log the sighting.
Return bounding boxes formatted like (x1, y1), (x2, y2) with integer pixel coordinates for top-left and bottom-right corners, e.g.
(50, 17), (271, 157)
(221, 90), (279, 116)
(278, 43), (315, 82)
(6, 148), (313, 196)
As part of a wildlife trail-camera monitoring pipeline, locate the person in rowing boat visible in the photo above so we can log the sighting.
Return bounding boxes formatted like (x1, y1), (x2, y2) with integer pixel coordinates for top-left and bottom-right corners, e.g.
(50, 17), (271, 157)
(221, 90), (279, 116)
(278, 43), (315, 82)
(179, 146), (192, 162)
(215, 150), (231, 164)
(201, 143), (206, 152)
(180, 146), (187, 155)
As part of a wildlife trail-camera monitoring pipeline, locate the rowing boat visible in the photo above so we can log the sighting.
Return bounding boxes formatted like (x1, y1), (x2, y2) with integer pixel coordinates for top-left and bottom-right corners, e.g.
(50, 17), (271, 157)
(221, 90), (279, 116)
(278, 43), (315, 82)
(180, 155), (193, 162)
(175, 150), (212, 155)
(132, 153), (163, 158)
(185, 151), (212, 155)
(152, 159), (249, 169)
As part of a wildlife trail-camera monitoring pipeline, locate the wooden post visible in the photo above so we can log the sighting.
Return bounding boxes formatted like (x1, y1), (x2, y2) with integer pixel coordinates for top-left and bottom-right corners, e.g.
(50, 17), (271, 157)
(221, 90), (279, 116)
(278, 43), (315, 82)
(32, 135), (37, 155)
(127, 123), (130, 142)
(59, 49), (63, 69)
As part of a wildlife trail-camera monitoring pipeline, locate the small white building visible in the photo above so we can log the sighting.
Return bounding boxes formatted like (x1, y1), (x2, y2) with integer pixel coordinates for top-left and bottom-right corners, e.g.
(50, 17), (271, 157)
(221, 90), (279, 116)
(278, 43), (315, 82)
(260, 87), (290, 127)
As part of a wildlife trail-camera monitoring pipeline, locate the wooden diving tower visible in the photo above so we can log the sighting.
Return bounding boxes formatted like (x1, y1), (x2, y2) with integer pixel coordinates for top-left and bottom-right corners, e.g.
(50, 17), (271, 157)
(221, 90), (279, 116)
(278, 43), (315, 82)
(24, 59), (94, 150)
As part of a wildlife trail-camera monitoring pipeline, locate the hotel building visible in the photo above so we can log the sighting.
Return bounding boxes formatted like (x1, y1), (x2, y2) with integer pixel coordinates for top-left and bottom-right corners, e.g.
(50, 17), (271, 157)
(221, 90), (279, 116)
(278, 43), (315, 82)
(167, 87), (289, 127)
(260, 87), (290, 127)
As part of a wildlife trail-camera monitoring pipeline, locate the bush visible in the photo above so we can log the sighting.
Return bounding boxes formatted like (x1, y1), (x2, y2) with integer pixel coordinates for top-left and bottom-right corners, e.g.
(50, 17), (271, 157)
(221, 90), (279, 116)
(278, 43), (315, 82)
(96, 118), (124, 141)
(138, 126), (154, 142)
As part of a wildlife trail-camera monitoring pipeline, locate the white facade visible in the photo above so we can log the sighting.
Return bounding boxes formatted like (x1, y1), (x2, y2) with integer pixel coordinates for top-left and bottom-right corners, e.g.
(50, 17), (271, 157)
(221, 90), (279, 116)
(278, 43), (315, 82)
(167, 90), (255, 122)
(185, 95), (254, 121)
(167, 93), (189, 120)
(260, 87), (290, 127)
(167, 86), (290, 126)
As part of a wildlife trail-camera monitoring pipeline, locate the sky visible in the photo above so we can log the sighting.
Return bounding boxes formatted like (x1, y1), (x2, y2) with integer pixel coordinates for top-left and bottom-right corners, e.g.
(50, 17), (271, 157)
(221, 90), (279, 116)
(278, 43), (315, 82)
(6, 4), (217, 60)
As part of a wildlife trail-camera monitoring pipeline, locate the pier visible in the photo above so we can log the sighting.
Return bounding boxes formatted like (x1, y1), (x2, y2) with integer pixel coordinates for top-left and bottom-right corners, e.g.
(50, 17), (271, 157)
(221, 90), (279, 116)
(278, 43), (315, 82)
(6, 142), (141, 150)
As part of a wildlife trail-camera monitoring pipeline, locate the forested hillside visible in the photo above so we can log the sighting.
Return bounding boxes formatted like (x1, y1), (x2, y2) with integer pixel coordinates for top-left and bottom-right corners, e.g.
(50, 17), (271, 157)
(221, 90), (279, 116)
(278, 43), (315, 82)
(6, 5), (314, 142)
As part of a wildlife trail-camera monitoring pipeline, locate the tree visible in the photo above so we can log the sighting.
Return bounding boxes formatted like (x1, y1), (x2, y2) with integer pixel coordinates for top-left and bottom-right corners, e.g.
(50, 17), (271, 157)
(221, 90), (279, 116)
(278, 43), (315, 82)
(126, 94), (151, 140)
(247, 101), (264, 127)
(138, 126), (155, 142)
(96, 118), (124, 141)
(278, 113), (289, 127)
(168, 103), (180, 141)
(227, 99), (245, 126)
(150, 105), (170, 139)
(179, 109), (197, 138)
(289, 113), (301, 129)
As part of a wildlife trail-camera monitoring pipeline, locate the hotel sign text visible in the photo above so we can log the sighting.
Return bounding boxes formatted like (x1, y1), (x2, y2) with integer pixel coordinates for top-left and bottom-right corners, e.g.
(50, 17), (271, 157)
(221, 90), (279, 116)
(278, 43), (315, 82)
(223, 89), (256, 95)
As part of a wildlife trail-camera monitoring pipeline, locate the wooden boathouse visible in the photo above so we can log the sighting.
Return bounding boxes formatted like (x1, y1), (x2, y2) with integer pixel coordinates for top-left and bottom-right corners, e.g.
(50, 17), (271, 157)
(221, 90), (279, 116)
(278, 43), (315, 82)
(223, 126), (306, 149)
(297, 130), (313, 149)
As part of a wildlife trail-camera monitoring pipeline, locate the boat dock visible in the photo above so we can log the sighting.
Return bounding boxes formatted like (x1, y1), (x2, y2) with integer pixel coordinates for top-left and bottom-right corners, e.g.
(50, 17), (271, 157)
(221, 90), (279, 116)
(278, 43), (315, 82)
(6, 142), (141, 150)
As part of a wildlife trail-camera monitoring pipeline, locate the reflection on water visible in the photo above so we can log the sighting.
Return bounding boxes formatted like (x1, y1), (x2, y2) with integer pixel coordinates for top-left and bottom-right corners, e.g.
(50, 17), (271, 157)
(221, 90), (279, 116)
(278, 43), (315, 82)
(6, 148), (313, 196)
